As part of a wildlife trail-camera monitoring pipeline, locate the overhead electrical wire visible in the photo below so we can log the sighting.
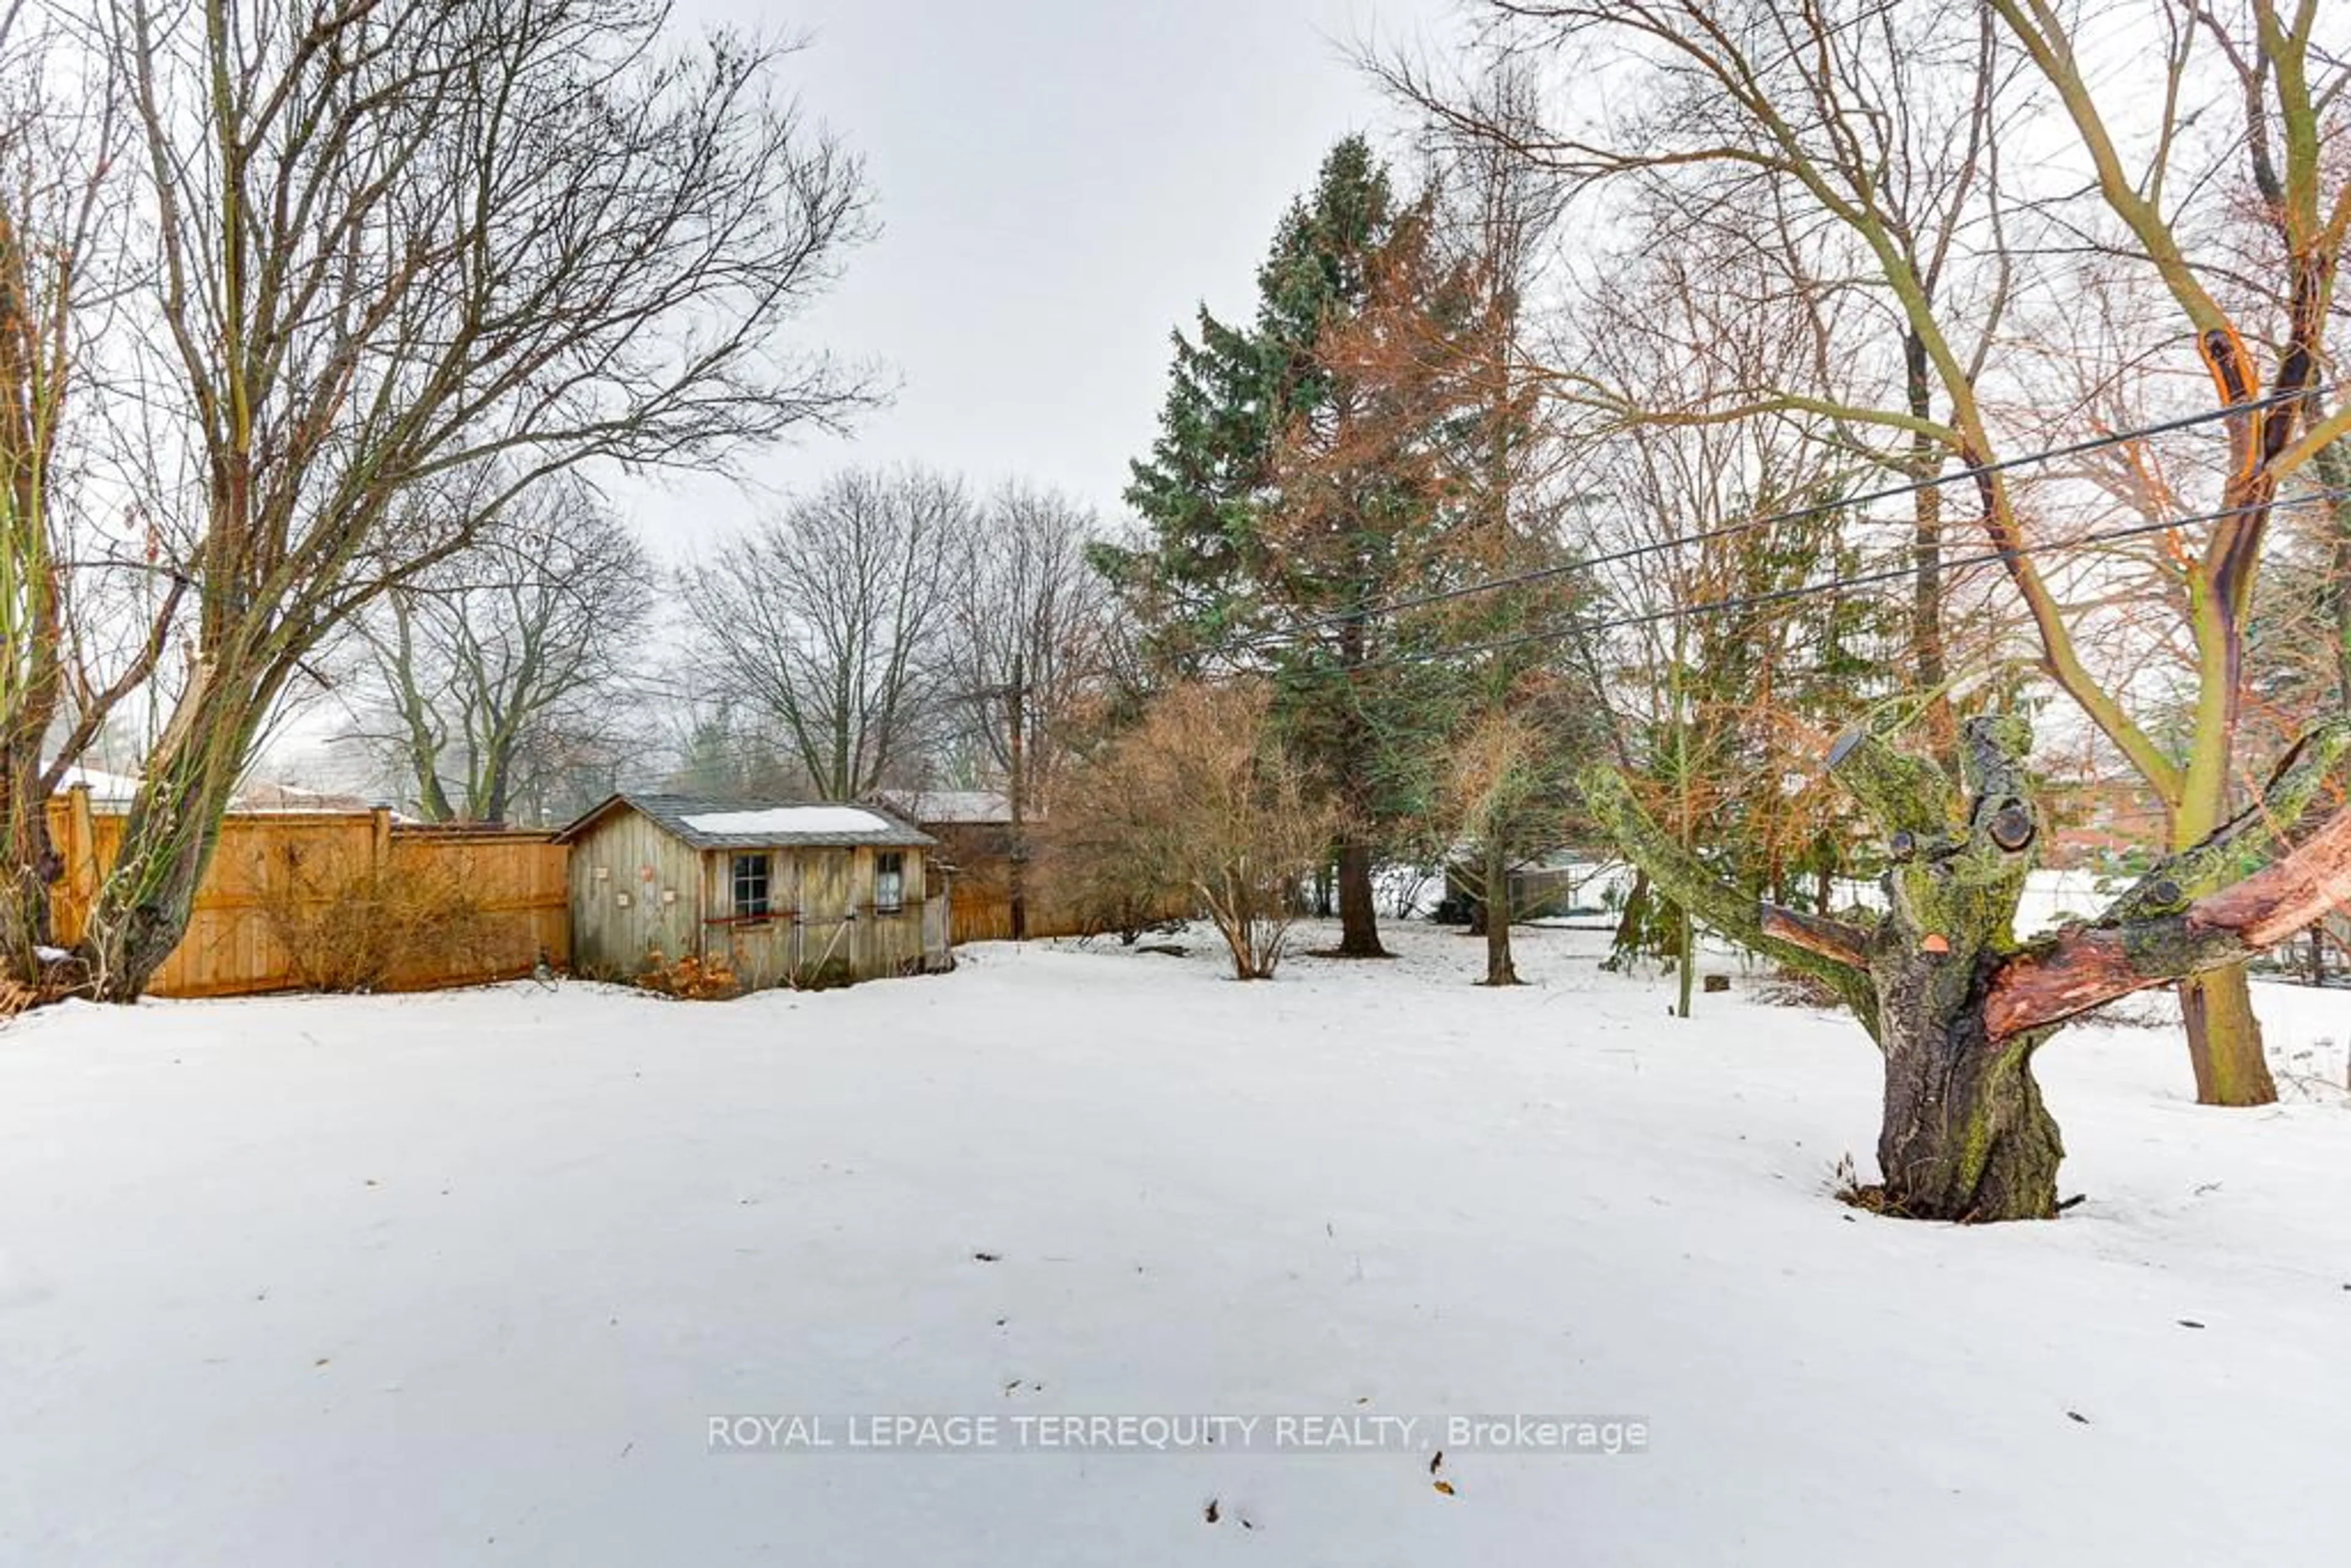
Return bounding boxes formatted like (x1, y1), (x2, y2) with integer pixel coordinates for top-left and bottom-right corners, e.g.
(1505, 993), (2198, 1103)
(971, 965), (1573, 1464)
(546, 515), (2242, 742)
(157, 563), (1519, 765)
(1269, 485), (2351, 678)
(1194, 383), (2336, 666)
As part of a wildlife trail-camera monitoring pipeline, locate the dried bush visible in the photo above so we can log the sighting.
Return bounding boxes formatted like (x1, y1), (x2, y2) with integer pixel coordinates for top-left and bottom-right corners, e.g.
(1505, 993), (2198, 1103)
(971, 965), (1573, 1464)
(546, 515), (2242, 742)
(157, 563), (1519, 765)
(257, 849), (497, 994)
(633, 950), (740, 1000)
(1752, 967), (1849, 1010)
(1052, 682), (1335, 979)
(0, 949), (91, 1015)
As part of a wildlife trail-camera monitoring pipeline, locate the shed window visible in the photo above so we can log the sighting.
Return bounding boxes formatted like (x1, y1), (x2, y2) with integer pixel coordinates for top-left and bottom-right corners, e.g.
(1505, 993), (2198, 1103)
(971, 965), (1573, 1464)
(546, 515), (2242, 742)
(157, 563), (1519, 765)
(732, 853), (771, 918)
(875, 851), (905, 913)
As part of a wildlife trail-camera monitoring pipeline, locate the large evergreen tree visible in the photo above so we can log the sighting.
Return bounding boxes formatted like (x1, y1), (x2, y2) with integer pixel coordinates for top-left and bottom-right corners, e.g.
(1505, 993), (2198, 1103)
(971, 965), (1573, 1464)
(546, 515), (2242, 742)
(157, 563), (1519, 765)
(1111, 137), (1465, 957)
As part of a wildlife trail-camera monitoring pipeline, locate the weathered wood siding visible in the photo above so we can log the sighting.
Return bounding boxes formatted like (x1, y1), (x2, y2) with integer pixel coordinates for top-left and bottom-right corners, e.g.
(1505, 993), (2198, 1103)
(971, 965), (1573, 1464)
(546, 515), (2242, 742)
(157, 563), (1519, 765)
(700, 840), (940, 986)
(564, 807), (705, 977)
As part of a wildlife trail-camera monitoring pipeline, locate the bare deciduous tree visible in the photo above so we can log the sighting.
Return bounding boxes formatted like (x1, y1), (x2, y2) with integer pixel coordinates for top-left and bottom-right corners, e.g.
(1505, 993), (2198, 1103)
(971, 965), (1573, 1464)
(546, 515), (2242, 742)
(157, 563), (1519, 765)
(1411, 0), (2351, 1106)
(347, 476), (656, 825)
(73, 0), (877, 997)
(1588, 711), (2351, 1221)
(687, 467), (971, 800)
(0, 4), (183, 983)
(943, 481), (1119, 809)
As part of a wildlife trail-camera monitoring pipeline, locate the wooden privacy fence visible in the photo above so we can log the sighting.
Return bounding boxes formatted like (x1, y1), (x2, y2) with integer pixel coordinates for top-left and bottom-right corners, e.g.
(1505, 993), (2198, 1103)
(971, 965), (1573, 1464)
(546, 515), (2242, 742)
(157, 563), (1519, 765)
(945, 885), (1194, 946)
(45, 789), (569, 997)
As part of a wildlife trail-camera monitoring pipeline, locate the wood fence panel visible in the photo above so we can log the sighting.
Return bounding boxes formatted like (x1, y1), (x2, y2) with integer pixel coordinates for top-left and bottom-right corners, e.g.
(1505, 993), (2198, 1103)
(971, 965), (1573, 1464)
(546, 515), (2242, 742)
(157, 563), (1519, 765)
(42, 795), (568, 997)
(384, 828), (571, 989)
(947, 887), (1189, 945)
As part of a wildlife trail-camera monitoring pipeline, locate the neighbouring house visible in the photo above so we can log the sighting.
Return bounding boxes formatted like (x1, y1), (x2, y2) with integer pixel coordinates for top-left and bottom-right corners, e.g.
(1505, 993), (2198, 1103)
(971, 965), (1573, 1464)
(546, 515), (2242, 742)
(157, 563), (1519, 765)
(557, 793), (950, 988)
(230, 779), (383, 814)
(876, 789), (1030, 943)
(48, 765), (384, 817)
(875, 787), (1197, 944)
(1439, 848), (1604, 926)
(2038, 775), (2167, 870)
(47, 764), (143, 811)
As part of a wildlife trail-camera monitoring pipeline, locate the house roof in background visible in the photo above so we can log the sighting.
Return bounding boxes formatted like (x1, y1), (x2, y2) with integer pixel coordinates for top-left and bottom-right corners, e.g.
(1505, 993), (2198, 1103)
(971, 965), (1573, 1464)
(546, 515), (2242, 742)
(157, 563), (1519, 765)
(555, 792), (936, 850)
(876, 788), (1035, 826)
(233, 780), (380, 814)
(51, 766), (386, 816)
(49, 764), (143, 807)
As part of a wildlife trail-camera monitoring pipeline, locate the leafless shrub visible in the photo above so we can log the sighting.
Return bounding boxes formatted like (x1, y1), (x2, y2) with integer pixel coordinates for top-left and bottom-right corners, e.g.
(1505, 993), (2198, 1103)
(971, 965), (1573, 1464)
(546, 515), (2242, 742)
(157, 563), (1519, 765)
(257, 850), (496, 994)
(1051, 683), (1335, 979)
(1752, 968), (1850, 1010)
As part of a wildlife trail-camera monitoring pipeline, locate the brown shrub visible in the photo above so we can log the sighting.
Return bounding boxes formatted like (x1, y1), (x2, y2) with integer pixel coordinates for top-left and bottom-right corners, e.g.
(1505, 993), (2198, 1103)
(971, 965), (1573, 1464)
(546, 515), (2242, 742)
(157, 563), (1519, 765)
(1051, 681), (1335, 979)
(632, 949), (740, 1000)
(1752, 967), (1849, 1010)
(257, 849), (497, 993)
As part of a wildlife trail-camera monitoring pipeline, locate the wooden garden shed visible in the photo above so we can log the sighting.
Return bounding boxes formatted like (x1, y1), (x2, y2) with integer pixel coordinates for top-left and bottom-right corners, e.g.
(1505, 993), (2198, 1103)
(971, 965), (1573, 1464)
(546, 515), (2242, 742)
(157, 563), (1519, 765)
(556, 794), (950, 988)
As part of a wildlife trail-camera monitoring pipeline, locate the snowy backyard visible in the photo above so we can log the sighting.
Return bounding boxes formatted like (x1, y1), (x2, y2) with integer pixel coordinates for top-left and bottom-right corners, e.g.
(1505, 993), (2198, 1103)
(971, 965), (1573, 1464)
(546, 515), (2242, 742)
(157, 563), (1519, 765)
(4, 921), (2349, 1565)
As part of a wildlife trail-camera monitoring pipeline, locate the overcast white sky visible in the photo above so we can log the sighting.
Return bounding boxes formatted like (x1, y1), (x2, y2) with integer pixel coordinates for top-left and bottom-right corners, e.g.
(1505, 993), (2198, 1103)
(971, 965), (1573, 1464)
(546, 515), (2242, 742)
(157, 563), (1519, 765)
(634, 0), (1461, 554)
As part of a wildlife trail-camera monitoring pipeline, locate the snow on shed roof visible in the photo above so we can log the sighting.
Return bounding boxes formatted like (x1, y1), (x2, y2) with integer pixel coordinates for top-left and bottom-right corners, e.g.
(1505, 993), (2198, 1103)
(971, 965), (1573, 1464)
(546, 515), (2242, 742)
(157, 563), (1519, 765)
(556, 792), (934, 850)
(680, 806), (891, 836)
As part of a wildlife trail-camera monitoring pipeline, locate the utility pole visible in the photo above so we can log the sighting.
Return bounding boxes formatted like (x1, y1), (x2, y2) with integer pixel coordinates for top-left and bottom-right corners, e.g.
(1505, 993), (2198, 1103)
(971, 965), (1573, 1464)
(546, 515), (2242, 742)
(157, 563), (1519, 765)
(1007, 650), (1026, 942)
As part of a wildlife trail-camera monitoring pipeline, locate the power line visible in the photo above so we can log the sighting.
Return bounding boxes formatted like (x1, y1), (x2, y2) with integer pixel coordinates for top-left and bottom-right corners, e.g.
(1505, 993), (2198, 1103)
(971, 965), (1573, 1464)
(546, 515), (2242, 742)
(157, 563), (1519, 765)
(1196, 383), (2336, 664)
(1274, 485), (2351, 677)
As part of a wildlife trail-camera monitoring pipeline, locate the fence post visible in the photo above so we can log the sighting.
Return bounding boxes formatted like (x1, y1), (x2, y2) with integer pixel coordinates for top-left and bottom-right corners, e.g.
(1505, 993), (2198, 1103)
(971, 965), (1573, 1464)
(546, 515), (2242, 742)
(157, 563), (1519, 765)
(65, 783), (99, 940)
(371, 806), (392, 874)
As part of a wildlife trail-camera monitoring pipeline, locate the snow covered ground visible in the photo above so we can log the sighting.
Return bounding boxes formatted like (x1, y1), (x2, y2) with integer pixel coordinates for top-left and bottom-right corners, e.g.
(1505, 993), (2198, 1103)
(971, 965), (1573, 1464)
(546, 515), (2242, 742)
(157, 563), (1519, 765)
(4, 921), (2348, 1565)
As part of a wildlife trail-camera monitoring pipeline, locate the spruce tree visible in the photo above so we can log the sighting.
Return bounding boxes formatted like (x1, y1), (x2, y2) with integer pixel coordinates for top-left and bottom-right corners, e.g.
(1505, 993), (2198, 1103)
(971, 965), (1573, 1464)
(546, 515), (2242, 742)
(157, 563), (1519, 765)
(1111, 137), (1456, 958)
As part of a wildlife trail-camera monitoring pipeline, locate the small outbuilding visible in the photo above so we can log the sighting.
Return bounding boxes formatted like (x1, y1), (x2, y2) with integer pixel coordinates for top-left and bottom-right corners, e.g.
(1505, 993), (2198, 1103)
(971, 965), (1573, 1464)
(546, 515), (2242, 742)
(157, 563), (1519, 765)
(556, 793), (950, 988)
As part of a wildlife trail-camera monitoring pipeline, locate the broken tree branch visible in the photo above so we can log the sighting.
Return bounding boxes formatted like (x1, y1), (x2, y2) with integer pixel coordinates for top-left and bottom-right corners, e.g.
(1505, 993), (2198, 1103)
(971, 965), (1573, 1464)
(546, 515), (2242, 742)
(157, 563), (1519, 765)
(1827, 724), (1955, 838)
(2099, 716), (2351, 925)
(1759, 904), (1874, 969)
(1987, 801), (2351, 1037)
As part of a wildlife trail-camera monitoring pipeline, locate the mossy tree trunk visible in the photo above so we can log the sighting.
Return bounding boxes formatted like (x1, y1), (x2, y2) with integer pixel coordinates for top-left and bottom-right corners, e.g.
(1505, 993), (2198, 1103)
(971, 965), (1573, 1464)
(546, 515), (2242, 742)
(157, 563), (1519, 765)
(0, 756), (58, 985)
(2179, 967), (2275, 1106)
(75, 672), (270, 1002)
(1586, 714), (2351, 1222)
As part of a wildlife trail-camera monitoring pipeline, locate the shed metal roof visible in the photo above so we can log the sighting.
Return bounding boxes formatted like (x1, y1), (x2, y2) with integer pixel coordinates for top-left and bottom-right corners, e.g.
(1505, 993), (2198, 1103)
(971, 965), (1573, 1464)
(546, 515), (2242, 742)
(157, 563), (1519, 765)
(555, 792), (936, 850)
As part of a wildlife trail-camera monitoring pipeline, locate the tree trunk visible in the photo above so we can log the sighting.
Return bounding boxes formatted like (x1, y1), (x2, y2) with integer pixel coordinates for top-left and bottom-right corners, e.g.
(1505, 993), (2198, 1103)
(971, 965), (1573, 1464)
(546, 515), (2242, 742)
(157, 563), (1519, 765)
(75, 678), (263, 1001)
(1674, 902), (1694, 1019)
(2180, 964), (2277, 1106)
(1607, 868), (1650, 970)
(2170, 722), (2281, 1103)
(2171, 790), (2278, 1106)
(1334, 838), (1387, 956)
(2305, 435), (2351, 715)
(0, 760), (59, 983)
(77, 809), (216, 1001)
(1903, 327), (1954, 759)
(1480, 838), (1519, 986)
(1588, 713), (2351, 1223)
(1873, 954), (2064, 1220)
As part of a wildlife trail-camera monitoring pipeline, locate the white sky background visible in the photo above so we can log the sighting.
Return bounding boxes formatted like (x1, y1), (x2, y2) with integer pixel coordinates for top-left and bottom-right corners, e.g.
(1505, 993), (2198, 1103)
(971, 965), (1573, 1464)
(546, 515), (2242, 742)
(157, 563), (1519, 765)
(266, 0), (1466, 787)
(623, 0), (1463, 554)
